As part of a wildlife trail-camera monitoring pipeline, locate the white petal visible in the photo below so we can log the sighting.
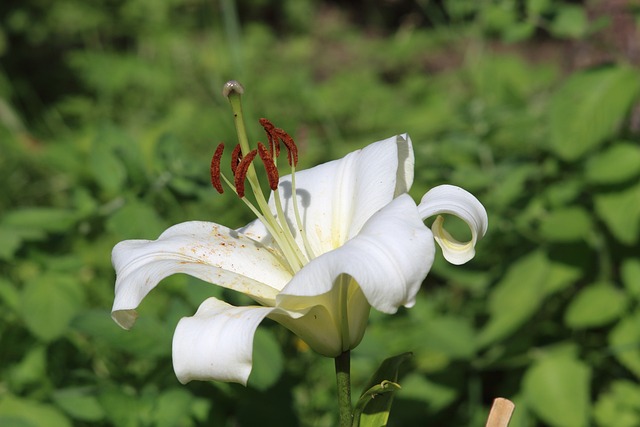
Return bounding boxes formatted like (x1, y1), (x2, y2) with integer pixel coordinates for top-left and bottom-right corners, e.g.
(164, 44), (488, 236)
(272, 134), (414, 256)
(274, 195), (434, 355)
(418, 184), (488, 265)
(172, 298), (276, 385)
(111, 221), (292, 329)
(271, 277), (370, 357)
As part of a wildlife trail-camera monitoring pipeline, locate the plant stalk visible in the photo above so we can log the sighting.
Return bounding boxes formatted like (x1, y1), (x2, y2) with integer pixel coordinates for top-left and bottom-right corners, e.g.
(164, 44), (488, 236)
(335, 350), (353, 427)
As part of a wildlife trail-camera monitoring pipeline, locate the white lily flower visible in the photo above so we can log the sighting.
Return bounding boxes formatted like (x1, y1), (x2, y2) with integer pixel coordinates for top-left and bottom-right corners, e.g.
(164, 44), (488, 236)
(111, 86), (487, 385)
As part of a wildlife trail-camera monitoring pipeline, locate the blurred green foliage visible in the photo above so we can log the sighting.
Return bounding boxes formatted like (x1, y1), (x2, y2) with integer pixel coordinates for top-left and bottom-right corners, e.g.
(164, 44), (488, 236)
(1, 0), (640, 426)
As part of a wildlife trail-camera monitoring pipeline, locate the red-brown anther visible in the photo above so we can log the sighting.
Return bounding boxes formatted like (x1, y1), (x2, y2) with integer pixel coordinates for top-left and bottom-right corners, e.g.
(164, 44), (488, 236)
(210, 143), (225, 194)
(260, 118), (280, 158)
(234, 149), (258, 198)
(274, 128), (298, 167)
(230, 144), (243, 175)
(259, 118), (298, 166)
(257, 142), (279, 190)
(259, 117), (274, 131)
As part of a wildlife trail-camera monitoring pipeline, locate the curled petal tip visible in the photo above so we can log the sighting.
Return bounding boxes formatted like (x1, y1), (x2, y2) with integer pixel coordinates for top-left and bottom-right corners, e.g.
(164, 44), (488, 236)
(223, 80), (245, 98)
(418, 184), (488, 265)
(432, 215), (475, 265)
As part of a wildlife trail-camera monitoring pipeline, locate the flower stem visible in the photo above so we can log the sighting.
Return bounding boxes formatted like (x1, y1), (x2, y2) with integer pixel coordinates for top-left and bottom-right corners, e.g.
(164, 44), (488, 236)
(335, 350), (353, 427)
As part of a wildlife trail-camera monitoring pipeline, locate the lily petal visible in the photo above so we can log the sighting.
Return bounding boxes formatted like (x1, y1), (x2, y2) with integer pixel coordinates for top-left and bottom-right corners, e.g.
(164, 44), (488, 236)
(271, 276), (370, 357)
(274, 194), (434, 355)
(112, 221), (292, 329)
(417, 184), (488, 265)
(172, 297), (276, 385)
(272, 134), (414, 256)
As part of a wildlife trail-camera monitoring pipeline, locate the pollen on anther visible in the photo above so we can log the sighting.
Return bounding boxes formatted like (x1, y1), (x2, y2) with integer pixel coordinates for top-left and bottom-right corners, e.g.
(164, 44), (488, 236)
(259, 118), (274, 131)
(231, 144), (243, 175)
(234, 149), (258, 198)
(260, 118), (280, 157)
(275, 129), (298, 167)
(210, 143), (225, 194)
(257, 142), (279, 191)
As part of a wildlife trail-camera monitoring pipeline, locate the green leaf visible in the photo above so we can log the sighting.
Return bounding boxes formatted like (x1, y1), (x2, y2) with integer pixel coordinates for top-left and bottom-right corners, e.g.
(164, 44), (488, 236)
(539, 206), (593, 242)
(106, 199), (166, 240)
(610, 311), (640, 379)
(90, 127), (127, 194)
(502, 21), (535, 43)
(354, 352), (412, 427)
(594, 181), (640, 245)
(20, 274), (84, 342)
(549, 5), (588, 38)
(523, 353), (591, 427)
(419, 316), (476, 360)
(542, 179), (583, 208)
(390, 373), (458, 414)
(585, 142), (640, 184)
(548, 66), (640, 161)
(98, 387), (140, 427)
(152, 388), (195, 427)
(8, 345), (47, 391)
(248, 328), (284, 391)
(73, 309), (172, 357)
(489, 164), (537, 209)
(594, 380), (640, 427)
(0, 395), (72, 427)
(1, 208), (78, 235)
(564, 283), (628, 328)
(621, 258), (640, 300)
(0, 226), (23, 260)
(52, 388), (105, 422)
(0, 277), (20, 312)
(477, 251), (549, 348)
(543, 258), (583, 294)
(527, 0), (551, 15)
(506, 394), (536, 427)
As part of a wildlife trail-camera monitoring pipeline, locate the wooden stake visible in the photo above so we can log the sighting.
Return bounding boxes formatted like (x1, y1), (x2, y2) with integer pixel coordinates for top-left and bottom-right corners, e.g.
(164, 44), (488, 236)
(485, 398), (515, 427)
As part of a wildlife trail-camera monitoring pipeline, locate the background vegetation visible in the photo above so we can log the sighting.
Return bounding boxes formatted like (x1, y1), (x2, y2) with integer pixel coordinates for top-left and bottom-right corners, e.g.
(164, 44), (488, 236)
(1, 0), (640, 425)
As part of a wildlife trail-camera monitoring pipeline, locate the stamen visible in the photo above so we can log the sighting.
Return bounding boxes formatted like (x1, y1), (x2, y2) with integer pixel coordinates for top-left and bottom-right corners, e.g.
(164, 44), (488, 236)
(222, 80), (308, 273)
(231, 144), (243, 175)
(234, 149), (258, 198)
(275, 128), (298, 166)
(260, 118), (280, 157)
(259, 118), (298, 166)
(257, 142), (279, 191)
(210, 143), (225, 194)
(276, 129), (298, 166)
(259, 117), (274, 131)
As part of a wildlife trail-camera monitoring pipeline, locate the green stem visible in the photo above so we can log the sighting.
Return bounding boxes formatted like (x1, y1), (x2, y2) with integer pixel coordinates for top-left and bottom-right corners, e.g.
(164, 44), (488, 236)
(335, 350), (353, 427)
